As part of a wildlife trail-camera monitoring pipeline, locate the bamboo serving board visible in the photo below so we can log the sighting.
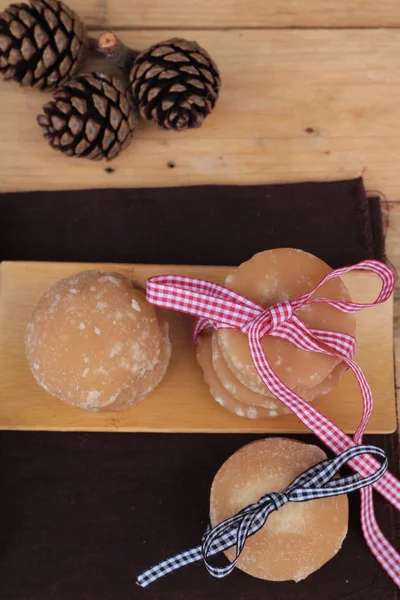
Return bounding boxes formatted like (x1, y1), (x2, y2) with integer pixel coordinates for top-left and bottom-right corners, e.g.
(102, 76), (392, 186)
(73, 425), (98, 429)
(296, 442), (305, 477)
(0, 261), (396, 433)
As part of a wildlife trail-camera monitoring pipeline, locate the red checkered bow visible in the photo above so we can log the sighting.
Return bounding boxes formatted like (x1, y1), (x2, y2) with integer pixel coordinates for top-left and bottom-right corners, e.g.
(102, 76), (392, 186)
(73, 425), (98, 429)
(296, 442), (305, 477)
(146, 260), (400, 587)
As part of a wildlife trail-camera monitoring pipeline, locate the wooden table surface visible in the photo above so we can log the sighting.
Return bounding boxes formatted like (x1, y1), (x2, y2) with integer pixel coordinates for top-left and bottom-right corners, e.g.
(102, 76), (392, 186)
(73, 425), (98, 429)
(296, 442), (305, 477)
(0, 1), (399, 424)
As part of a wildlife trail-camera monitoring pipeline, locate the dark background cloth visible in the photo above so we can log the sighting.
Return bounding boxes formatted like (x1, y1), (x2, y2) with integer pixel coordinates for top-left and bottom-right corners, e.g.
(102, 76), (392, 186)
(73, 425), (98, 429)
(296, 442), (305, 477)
(0, 177), (385, 267)
(0, 177), (398, 600)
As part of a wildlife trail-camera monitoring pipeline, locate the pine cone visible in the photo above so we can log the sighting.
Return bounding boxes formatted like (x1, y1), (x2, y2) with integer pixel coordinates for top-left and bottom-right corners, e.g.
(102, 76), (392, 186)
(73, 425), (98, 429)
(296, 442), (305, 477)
(130, 38), (221, 131)
(37, 72), (138, 160)
(0, 0), (86, 90)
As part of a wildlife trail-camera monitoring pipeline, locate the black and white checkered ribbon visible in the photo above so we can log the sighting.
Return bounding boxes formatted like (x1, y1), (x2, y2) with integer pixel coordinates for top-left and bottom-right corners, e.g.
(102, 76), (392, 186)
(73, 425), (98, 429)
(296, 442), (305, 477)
(137, 444), (387, 587)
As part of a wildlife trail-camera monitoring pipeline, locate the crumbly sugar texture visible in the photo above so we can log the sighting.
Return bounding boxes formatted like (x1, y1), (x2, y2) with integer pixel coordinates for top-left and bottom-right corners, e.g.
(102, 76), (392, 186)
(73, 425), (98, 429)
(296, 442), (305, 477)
(99, 316), (172, 412)
(209, 438), (349, 581)
(218, 248), (355, 394)
(211, 331), (347, 412)
(25, 270), (170, 411)
(196, 334), (290, 419)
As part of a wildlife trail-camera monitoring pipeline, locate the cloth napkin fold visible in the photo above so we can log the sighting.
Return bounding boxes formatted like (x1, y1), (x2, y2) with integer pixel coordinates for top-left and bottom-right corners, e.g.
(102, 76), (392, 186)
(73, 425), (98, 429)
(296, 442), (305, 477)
(0, 178), (397, 600)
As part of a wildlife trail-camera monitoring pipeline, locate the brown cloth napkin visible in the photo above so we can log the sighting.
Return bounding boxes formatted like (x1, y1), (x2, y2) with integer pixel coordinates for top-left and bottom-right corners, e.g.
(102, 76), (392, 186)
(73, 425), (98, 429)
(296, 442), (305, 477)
(0, 178), (398, 600)
(0, 177), (385, 266)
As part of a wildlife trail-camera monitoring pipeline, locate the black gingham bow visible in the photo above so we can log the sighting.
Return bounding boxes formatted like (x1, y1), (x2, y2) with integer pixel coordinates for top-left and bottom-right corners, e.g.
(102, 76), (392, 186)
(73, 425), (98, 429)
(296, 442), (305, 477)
(137, 444), (387, 587)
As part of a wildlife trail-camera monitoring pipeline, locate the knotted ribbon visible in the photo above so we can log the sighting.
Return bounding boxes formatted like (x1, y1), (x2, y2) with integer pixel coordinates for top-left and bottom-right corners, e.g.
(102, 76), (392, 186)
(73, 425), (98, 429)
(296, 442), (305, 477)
(146, 260), (400, 586)
(137, 444), (388, 587)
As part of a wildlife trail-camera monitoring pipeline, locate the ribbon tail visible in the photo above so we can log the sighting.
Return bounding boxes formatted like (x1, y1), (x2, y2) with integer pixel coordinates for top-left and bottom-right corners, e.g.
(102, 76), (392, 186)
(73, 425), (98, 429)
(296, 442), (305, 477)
(136, 544), (203, 588)
(360, 487), (400, 587)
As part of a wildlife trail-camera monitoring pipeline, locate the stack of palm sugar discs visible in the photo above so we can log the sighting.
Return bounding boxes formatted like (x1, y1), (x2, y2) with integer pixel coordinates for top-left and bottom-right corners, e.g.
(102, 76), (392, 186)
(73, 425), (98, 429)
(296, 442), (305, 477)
(210, 437), (349, 581)
(25, 270), (171, 412)
(197, 249), (356, 419)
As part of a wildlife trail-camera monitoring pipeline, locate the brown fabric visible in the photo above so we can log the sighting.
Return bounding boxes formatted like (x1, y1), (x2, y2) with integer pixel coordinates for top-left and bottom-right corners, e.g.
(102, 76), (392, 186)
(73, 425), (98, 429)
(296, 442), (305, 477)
(0, 177), (383, 267)
(0, 177), (398, 600)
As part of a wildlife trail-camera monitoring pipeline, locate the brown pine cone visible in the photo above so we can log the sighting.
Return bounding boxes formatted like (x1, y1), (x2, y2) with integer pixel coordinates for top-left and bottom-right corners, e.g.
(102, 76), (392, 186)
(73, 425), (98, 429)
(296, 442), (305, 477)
(37, 72), (138, 160)
(129, 38), (221, 131)
(0, 0), (86, 90)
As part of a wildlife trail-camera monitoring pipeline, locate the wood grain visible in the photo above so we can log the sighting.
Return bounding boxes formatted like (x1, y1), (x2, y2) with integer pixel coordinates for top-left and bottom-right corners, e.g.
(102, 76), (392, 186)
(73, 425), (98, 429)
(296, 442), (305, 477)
(2, 30), (400, 196)
(1, 0), (399, 28)
(384, 201), (400, 392)
(104, 0), (400, 29)
(0, 0), (107, 27)
(0, 261), (395, 433)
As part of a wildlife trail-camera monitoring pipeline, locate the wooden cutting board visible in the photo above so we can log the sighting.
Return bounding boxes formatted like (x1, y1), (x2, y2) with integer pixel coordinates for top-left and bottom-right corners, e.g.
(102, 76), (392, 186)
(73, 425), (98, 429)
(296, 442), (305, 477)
(0, 261), (395, 433)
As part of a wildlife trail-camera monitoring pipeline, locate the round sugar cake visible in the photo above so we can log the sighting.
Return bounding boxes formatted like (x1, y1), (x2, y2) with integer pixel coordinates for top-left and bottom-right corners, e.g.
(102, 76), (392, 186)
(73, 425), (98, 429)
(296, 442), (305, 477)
(25, 270), (170, 412)
(210, 438), (349, 581)
(218, 249), (355, 394)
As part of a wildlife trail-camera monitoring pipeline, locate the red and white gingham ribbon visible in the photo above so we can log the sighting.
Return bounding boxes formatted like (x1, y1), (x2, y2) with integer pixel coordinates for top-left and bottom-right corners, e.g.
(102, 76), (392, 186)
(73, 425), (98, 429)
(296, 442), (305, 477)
(146, 260), (400, 587)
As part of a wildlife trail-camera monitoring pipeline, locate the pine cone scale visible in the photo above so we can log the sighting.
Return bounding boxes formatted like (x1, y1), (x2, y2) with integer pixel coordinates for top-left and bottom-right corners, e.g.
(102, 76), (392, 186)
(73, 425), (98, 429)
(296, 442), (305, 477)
(158, 69), (178, 80)
(33, 59), (44, 78)
(134, 60), (153, 80)
(119, 95), (131, 116)
(44, 7), (58, 28)
(43, 44), (56, 68)
(3, 65), (15, 78)
(70, 96), (86, 114)
(189, 52), (209, 66)
(146, 85), (161, 102)
(127, 111), (136, 130)
(180, 65), (199, 76)
(55, 99), (68, 112)
(144, 64), (164, 79)
(54, 28), (67, 52)
(73, 18), (84, 40)
(59, 10), (71, 30)
(200, 68), (214, 84)
(21, 69), (32, 84)
(169, 83), (186, 93)
(33, 24), (48, 49)
(150, 45), (173, 58)
(68, 114), (82, 135)
(107, 141), (120, 160)
(0, 34), (10, 51)
(110, 105), (122, 129)
(9, 19), (26, 38)
(117, 119), (130, 142)
(75, 138), (89, 154)
(59, 54), (71, 76)
(161, 99), (173, 111)
(8, 47), (21, 63)
(102, 128), (114, 151)
(21, 36), (35, 59)
(102, 82), (118, 102)
(44, 0), (58, 12)
(163, 52), (190, 64)
(51, 114), (64, 130)
(93, 93), (107, 117)
(85, 75), (102, 91)
(85, 118), (100, 142)
(60, 131), (72, 145)
(19, 9), (35, 27)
